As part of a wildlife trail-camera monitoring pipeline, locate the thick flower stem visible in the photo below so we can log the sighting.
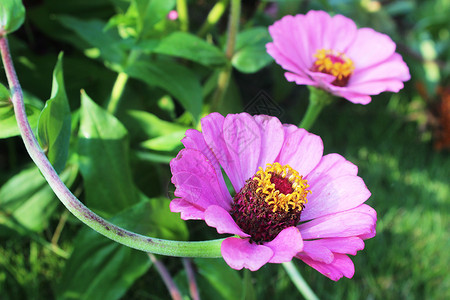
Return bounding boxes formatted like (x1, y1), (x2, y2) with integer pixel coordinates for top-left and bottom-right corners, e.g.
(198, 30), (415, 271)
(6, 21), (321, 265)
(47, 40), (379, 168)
(210, 0), (240, 112)
(282, 261), (319, 300)
(299, 86), (334, 131)
(0, 35), (224, 258)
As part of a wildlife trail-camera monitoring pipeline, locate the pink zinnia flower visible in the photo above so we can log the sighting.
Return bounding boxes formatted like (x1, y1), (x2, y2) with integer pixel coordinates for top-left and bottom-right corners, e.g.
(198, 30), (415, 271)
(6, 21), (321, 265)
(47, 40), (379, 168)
(170, 112), (376, 280)
(266, 10), (410, 104)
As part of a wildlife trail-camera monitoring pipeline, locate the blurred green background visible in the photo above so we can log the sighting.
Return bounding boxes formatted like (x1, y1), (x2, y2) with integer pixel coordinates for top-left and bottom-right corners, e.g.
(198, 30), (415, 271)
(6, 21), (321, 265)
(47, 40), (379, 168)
(0, 0), (449, 299)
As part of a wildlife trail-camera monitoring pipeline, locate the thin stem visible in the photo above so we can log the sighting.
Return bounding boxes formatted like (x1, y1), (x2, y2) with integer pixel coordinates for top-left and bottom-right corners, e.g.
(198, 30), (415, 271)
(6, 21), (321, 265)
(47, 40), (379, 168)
(0, 36), (224, 258)
(106, 72), (129, 115)
(282, 261), (319, 300)
(299, 86), (334, 131)
(177, 0), (189, 32)
(225, 0), (241, 60)
(183, 258), (200, 300)
(197, 0), (229, 37)
(51, 210), (69, 246)
(210, 0), (241, 112)
(148, 254), (183, 300)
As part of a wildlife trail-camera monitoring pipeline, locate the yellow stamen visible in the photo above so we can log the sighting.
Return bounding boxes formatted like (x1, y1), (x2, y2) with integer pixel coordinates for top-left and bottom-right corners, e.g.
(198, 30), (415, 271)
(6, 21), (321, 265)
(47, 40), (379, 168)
(313, 49), (354, 81)
(253, 163), (310, 212)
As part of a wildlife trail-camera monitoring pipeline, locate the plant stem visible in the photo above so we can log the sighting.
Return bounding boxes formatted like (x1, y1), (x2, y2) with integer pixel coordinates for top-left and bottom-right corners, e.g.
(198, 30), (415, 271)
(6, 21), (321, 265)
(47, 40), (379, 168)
(149, 254), (183, 300)
(282, 261), (319, 300)
(0, 36), (224, 258)
(197, 0), (229, 37)
(299, 86), (334, 131)
(177, 0), (189, 32)
(106, 72), (129, 115)
(210, 0), (241, 112)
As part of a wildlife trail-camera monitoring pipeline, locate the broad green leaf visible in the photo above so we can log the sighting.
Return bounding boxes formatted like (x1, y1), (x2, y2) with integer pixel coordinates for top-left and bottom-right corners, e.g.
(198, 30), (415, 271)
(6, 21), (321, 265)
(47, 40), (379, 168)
(57, 15), (126, 66)
(78, 92), (138, 216)
(0, 0), (25, 35)
(125, 60), (202, 122)
(36, 53), (71, 174)
(152, 32), (227, 67)
(0, 163), (78, 233)
(140, 131), (185, 151)
(56, 197), (187, 300)
(0, 103), (41, 139)
(195, 258), (243, 300)
(0, 83), (9, 104)
(134, 0), (176, 37)
(232, 27), (273, 74)
(126, 110), (188, 139)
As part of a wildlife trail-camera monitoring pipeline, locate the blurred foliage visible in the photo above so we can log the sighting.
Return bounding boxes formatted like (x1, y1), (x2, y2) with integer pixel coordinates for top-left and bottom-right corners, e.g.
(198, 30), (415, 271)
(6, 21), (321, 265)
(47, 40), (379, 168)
(0, 0), (449, 299)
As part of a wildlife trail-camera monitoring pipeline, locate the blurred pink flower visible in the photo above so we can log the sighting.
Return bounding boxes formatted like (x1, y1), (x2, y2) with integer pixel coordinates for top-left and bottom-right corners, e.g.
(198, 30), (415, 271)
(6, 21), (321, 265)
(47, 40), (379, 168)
(167, 10), (178, 21)
(266, 10), (410, 104)
(170, 112), (376, 280)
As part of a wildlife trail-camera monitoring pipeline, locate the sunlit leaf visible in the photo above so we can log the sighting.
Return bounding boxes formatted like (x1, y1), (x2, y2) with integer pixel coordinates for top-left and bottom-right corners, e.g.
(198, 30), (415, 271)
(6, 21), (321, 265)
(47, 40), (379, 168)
(125, 60), (202, 122)
(36, 53), (71, 174)
(78, 92), (138, 216)
(232, 27), (273, 73)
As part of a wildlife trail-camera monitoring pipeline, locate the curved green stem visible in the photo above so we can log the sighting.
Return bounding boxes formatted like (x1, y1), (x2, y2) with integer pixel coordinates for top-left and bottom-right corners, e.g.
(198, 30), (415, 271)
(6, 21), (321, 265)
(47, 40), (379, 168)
(299, 86), (334, 131)
(197, 0), (229, 37)
(106, 72), (129, 115)
(282, 261), (319, 300)
(0, 36), (223, 258)
(177, 0), (189, 32)
(210, 0), (241, 112)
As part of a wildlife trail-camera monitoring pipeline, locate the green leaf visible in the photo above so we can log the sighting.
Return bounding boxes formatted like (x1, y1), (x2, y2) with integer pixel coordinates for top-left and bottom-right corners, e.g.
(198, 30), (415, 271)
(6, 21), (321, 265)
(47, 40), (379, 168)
(140, 131), (185, 151)
(195, 258), (244, 300)
(0, 163), (78, 233)
(126, 110), (188, 139)
(0, 0), (25, 35)
(57, 15), (126, 66)
(134, 0), (176, 37)
(78, 92), (138, 216)
(0, 103), (41, 139)
(232, 27), (273, 74)
(152, 31), (227, 67)
(56, 197), (187, 300)
(36, 53), (71, 174)
(0, 83), (9, 104)
(125, 60), (202, 122)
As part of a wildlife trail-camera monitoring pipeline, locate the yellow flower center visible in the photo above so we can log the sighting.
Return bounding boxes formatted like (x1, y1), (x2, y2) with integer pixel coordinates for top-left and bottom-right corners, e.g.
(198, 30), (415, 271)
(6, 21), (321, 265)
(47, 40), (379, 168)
(312, 49), (354, 87)
(252, 162), (310, 212)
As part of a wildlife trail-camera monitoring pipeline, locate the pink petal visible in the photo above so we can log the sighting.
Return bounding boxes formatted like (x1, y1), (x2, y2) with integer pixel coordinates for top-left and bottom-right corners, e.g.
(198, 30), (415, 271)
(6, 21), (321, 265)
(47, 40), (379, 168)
(182, 128), (230, 198)
(322, 14), (358, 52)
(336, 90), (372, 104)
(299, 204), (377, 239)
(170, 149), (232, 217)
(303, 237), (365, 256)
(223, 113), (261, 187)
(284, 72), (317, 86)
(265, 227), (303, 263)
(201, 113), (243, 191)
(204, 205), (250, 237)
(302, 175), (370, 221)
(351, 53), (410, 84)
(221, 237), (273, 271)
(253, 115), (284, 168)
(170, 198), (205, 220)
(346, 28), (396, 70)
(277, 127), (323, 176)
(347, 79), (405, 95)
(266, 43), (311, 79)
(297, 253), (355, 281)
(306, 153), (358, 188)
(301, 243), (334, 264)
